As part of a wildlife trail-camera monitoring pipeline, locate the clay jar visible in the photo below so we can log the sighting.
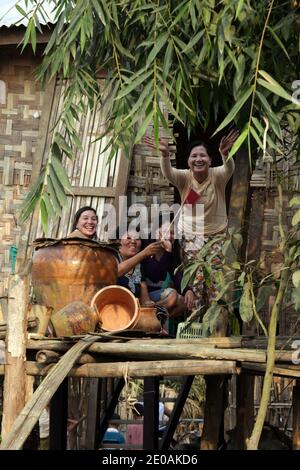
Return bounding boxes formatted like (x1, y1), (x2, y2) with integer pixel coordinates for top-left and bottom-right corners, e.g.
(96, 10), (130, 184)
(31, 239), (118, 313)
(50, 301), (99, 336)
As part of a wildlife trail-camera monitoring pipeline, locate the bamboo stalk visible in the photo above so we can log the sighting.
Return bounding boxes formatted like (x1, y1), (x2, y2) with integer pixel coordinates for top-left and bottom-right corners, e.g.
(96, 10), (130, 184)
(25, 359), (238, 378)
(27, 340), (267, 362)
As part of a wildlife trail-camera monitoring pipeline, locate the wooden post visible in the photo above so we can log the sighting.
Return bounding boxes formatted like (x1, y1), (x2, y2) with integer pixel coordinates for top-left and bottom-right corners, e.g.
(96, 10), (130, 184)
(85, 378), (100, 450)
(292, 380), (300, 450)
(143, 377), (160, 450)
(200, 375), (227, 450)
(1, 274), (29, 438)
(236, 371), (255, 449)
(49, 378), (68, 450)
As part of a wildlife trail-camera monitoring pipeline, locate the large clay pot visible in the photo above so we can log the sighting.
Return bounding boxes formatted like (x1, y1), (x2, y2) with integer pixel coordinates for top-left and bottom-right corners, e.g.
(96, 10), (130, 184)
(31, 238), (118, 313)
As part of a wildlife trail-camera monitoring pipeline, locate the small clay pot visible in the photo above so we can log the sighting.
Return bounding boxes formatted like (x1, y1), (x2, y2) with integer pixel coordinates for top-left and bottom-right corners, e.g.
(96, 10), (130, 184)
(50, 301), (99, 336)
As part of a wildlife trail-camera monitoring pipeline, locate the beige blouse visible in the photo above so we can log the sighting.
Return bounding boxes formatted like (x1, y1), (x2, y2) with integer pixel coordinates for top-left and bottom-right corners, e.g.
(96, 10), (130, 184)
(160, 154), (234, 236)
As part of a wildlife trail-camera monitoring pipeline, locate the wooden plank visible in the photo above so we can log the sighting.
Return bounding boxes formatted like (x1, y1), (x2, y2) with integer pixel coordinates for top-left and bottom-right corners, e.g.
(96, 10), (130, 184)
(113, 150), (131, 221)
(242, 362), (300, 378)
(24, 359), (238, 378)
(71, 186), (116, 197)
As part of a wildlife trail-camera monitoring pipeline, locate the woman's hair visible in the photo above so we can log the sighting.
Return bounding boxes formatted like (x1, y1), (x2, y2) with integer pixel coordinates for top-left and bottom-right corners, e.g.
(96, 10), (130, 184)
(71, 206), (98, 231)
(187, 139), (210, 157)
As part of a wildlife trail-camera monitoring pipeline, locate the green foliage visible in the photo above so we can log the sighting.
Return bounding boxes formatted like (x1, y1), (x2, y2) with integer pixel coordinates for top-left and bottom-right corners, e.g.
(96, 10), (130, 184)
(16, 0), (300, 227)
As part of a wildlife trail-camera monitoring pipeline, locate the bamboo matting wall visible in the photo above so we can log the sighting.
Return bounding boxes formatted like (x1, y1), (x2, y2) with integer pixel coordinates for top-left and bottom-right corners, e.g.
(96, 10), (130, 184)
(250, 156), (300, 336)
(32, 78), (122, 241)
(127, 122), (176, 229)
(0, 47), (44, 299)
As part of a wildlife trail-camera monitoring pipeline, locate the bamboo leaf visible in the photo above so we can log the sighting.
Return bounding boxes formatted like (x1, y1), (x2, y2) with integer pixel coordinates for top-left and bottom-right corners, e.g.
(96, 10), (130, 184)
(47, 175), (62, 215)
(266, 26), (291, 62)
(134, 110), (154, 144)
(292, 209), (300, 226)
(48, 167), (68, 207)
(163, 42), (173, 80)
(258, 70), (294, 103)
(146, 33), (168, 66)
(227, 126), (248, 158)
(212, 86), (253, 136)
(256, 285), (273, 312)
(51, 156), (73, 193)
(289, 196), (300, 207)
(292, 270), (300, 289)
(181, 263), (199, 292)
(117, 69), (153, 100)
(42, 192), (56, 221)
(40, 198), (49, 234)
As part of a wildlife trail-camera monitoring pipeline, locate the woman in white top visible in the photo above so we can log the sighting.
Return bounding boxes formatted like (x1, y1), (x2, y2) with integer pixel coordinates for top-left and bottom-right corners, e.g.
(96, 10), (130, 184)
(145, 130), (238, 309)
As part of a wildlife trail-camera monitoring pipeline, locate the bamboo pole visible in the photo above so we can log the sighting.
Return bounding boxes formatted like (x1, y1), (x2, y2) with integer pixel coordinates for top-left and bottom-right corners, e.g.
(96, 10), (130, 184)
(26, 339), (297, 363)
(27, 340), (267, 362)
(1, 274), (29, 438)
(25, 359), (238, 378)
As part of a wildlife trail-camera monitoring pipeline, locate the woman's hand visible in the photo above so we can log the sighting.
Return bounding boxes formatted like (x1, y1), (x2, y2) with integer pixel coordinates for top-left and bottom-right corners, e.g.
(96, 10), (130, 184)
(142, 241), (163, 258)
(143, 135), (169, 158)
(219, 129), (239, 156)
(160, 239), (172, 252)
(184, 290), (195, 310)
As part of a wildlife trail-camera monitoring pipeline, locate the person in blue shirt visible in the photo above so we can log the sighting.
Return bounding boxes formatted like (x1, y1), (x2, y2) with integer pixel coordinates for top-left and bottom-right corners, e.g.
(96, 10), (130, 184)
(102, 413), (125, 447)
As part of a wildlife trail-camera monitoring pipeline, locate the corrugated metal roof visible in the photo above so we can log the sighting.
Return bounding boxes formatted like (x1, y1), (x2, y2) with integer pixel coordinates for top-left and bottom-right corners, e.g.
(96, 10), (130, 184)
(0, 0), (55, 27)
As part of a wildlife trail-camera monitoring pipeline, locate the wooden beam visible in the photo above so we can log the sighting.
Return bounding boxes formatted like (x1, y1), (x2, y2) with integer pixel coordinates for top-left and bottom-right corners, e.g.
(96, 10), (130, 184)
(71, 186), (116, 197)
(113, 151), (131, 221)
(242, 362), (300, 378)
(24, 359), (238, 378)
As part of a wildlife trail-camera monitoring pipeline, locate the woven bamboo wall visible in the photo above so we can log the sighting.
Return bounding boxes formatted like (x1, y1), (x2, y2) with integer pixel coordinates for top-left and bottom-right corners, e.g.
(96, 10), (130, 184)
(250, 156), (300, 336)
(0, 46), (44, 298)
(127, 123), (176, 229)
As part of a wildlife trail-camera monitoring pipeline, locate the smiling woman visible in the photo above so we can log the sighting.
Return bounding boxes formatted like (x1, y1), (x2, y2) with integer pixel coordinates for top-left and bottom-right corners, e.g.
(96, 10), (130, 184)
(68, 206), (98, 240)
(145, 131), (238, 310)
